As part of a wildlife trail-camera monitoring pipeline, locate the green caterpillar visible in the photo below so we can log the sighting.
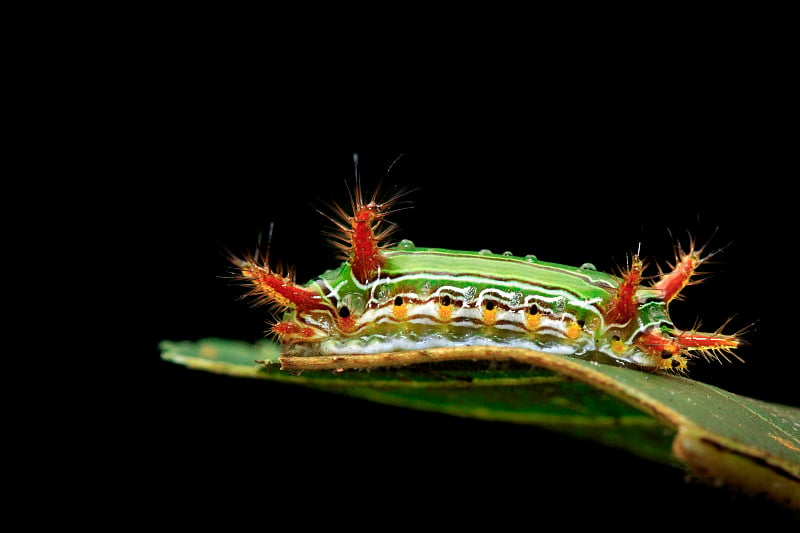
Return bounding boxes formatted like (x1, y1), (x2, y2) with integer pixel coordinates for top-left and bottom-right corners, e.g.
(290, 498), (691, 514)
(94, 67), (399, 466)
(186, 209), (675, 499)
(235, 182), (742, 373)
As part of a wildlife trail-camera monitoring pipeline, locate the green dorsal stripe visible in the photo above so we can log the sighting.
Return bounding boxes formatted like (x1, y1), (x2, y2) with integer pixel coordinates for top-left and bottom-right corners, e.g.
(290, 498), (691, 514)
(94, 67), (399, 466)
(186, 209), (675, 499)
(382, 248), (616, 302)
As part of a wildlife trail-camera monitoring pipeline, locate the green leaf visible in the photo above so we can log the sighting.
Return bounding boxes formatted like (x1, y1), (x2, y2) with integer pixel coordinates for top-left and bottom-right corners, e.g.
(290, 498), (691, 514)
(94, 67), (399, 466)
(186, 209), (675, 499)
(160, 337), (800, 510)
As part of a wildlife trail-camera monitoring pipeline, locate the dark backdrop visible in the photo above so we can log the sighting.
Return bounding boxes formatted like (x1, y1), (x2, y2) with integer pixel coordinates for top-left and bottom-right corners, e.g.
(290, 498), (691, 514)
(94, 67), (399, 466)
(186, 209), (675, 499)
(38, 17), (797, 527)
(63, 41), (794, 523)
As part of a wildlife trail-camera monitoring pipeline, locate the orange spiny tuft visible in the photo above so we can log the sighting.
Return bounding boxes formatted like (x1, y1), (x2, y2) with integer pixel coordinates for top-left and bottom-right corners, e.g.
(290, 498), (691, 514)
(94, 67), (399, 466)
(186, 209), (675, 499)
(319, 181), (413, 284)
(653, 235), (725, 304)
(654, 244), (701, 303)
(603, 255), (644, 326)
(673, 319), (746, 363)
(235, 254), (324, 312)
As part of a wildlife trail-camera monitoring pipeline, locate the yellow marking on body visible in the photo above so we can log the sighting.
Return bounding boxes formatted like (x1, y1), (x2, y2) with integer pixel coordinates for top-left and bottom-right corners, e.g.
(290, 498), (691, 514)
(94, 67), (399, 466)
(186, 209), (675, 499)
(611, 338), (626, 354)
(525, 312), (541, 330)
(392, 297), (408, 320)
(438, 303), (452, 321)
(566, 321), (582, 339)
(482, 303), (498, 326)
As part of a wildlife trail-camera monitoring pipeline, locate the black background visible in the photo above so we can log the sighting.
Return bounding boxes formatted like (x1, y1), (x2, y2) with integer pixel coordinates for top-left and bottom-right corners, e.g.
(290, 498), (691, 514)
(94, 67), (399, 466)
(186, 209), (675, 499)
(70, 42), (798, 525)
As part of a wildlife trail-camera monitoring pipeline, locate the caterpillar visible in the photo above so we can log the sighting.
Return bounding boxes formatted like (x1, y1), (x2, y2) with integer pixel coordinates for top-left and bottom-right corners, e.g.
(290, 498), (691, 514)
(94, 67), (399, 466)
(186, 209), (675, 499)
(233, 180), (743, 373)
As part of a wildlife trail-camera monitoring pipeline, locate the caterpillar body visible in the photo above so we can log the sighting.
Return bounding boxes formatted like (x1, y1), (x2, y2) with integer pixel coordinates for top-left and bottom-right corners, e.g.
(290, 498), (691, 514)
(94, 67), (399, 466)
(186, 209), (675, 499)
(235, 182), (742, 373)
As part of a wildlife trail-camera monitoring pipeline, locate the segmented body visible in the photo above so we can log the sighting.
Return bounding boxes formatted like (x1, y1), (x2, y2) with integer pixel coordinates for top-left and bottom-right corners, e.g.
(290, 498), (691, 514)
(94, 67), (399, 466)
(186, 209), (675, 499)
(236, 183), (742, 372)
